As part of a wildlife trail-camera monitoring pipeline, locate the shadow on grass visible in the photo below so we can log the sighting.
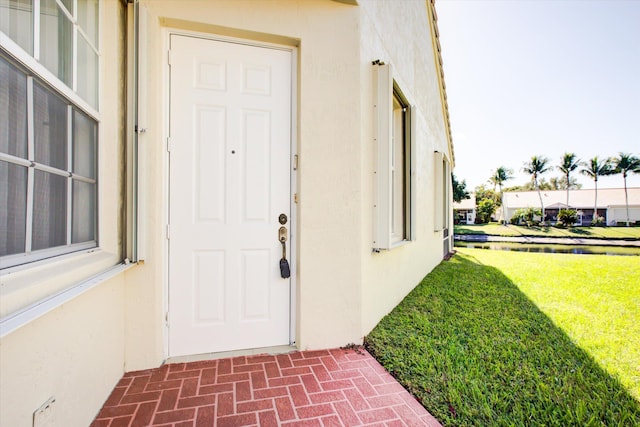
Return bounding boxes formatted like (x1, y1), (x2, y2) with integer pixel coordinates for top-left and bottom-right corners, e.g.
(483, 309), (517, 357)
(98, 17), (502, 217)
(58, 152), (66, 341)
(365, 253), (640, 426)
(453, 225), (487, 235)
(566, 228), (593, 236)
(528, 226), (551, 234)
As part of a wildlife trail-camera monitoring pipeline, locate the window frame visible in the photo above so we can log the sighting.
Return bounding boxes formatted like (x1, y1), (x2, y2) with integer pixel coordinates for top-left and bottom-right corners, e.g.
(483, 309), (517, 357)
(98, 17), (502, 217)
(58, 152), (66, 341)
(1, 0), (100, 269)
(373, 62), (416, 251)
(390, 85), (409, 244)
(434, 151), (452, 255)
(0, 1), (100, 115)
(434, 151), (451, 231)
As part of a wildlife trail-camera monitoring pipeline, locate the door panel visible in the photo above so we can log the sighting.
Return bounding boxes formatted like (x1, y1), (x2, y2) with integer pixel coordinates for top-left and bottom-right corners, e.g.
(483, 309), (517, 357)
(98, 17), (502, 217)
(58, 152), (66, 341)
(195, 106), (225, 222)
(168, 35), (292, 357)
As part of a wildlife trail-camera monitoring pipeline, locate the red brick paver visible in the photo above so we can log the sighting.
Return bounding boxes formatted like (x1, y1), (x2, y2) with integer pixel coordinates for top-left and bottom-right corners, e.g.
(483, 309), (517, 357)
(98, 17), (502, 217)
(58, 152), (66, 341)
(91, 348), (441, 426)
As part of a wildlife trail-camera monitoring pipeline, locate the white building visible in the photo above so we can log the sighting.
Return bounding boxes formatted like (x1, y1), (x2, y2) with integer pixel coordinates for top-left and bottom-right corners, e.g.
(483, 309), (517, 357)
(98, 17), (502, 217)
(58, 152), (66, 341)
(454, 195), (476, 224)
(502, 188), (640, 225)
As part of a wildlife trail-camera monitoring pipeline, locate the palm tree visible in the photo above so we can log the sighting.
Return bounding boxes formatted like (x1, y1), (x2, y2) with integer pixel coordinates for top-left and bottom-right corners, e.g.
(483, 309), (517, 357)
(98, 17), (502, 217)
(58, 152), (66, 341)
(452, 173), (470, 203)
(491, 166), (513, 224)
(612, 152), (640, 226)
(557, 152), (581, 207)
(522, 156), (551, 223)
(580, 157), (613, 224)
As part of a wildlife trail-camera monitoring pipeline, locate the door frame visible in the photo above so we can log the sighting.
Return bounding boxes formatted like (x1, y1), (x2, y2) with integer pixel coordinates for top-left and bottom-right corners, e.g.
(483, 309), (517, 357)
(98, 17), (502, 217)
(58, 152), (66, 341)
(162, 29), (298, 358)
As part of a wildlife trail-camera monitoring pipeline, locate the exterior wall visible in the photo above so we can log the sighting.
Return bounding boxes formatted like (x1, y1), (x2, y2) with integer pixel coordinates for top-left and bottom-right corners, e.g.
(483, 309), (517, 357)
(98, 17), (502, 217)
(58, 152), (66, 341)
(0, 275), (126, 427)
(127, 0), (363, 360)
(504, 206), (522, 222)
(1, 5), (453, 425)
(608, 207), (640, 225)
(126, 0), (452, 358)
(0, 2), (129, 425)
(358, 0), (452, 335)
(454, 209), (476, 225)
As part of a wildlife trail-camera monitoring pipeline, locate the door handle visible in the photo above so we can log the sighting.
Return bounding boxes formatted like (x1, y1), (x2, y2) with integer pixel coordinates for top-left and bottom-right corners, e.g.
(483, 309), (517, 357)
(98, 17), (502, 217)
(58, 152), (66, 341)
(278, 227), (290, 278)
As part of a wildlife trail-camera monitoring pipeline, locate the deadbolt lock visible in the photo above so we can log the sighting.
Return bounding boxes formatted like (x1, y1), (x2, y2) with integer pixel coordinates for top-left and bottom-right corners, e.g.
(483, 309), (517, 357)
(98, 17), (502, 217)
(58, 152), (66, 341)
(278, 226), (288, 242)
(279, 213), (288, 225)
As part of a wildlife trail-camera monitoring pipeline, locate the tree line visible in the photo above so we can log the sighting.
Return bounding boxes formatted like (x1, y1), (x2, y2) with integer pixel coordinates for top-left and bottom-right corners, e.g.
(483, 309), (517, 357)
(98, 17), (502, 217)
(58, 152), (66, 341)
(453, 152), (640, 227)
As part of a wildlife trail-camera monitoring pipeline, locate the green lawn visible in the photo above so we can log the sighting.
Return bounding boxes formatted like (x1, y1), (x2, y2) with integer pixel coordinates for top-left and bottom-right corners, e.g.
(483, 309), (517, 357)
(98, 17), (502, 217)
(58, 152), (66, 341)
(454, 224), (640, 239)
(365, 248), (640, 426)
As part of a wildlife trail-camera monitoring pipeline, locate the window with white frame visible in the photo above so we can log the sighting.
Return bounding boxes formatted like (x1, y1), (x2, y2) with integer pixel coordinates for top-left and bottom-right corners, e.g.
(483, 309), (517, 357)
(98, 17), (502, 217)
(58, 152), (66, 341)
(1, 0), (99, 268)
(441, 156), (451, 255)
(433, 151), (451, 233)
(441, 156), (450, 232)
(391, 87), (409, 244)
(373, 62), (416, 250)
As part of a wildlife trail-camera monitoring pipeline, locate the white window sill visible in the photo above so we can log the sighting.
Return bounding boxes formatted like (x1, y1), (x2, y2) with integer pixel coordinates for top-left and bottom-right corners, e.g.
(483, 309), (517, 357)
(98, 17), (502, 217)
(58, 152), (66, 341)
(373, 239), (412, 252)
(0, 250), (136, 337)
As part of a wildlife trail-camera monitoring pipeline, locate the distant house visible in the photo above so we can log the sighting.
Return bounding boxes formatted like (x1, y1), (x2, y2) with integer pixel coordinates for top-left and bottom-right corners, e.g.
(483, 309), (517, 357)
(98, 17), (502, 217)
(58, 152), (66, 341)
(0, 1), (455, 425)
(502, 188), (640, 225)
(454, 195), (476, 224)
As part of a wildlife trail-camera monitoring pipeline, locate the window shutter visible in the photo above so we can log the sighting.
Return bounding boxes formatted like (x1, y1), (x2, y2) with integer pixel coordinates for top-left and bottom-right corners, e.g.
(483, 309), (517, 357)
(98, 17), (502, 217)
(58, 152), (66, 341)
(373, 63), (393, 250)
(129, 2), (148, 262)
(409, 105), (417, 241)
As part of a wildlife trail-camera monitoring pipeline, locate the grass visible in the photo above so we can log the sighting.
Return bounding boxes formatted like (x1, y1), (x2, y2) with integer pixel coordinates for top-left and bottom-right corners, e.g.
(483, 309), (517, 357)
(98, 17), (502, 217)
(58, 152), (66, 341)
(365, 249), (640, 426)
(454, 224), (640, 240)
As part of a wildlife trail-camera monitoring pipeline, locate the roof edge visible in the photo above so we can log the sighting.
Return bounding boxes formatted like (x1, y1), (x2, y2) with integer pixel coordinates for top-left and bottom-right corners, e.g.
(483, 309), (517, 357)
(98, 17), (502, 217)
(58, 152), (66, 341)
(426, 0), (455, 167)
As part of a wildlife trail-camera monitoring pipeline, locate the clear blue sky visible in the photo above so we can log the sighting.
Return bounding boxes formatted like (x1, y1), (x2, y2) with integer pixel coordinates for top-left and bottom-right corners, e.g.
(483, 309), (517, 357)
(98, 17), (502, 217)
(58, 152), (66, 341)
(436, 0), (640, 191)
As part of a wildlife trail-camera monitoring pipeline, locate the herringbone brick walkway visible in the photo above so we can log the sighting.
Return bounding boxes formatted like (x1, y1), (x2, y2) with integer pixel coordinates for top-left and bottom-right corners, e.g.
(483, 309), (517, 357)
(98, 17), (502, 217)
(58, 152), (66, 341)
(91, 347), (441, 426)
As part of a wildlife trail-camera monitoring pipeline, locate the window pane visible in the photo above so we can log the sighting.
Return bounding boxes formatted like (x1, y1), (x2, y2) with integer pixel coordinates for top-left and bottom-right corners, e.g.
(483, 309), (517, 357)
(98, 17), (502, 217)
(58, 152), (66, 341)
(442, 161), (448, 229)
(0, 161), (27, 256)
(0, 55), (28, 158)
(0, 0), (33, 55)
(34, 82), (67, 170)
(40, 0), (72, 86)
(391, 95), (406, 243)
(77, 34), (98, 108)
(73, 109), (96, 178)
(72, 180), (95, 243)
(77, 0), (98, 47)
(32, 170), (67, 250)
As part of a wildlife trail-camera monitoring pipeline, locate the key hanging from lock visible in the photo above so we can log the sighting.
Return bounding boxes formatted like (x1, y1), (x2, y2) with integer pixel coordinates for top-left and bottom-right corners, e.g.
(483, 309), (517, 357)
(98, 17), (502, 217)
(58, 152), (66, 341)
(278, 226), (291, 278)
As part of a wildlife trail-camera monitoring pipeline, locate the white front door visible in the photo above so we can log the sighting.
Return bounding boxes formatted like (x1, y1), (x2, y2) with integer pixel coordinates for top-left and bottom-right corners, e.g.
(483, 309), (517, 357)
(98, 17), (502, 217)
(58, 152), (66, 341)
(168, 35), (292, 357)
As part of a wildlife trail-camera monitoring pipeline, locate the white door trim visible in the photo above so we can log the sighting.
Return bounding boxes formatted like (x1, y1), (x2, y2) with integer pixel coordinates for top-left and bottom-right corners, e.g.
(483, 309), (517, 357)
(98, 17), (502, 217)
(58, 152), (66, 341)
(162, 29), (298, 358)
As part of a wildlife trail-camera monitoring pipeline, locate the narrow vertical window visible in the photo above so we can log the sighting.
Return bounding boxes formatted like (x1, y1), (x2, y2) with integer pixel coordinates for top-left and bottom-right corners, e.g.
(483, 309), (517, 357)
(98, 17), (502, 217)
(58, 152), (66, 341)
(434, 151), (449, 233)
(391, 87), (409, 244)
(373, 62), (414, 250)
(441, 158), (451, 256)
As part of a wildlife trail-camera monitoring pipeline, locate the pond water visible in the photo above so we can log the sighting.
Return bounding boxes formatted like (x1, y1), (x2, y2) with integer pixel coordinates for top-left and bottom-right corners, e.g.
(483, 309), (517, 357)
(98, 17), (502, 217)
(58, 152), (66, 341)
(454, 241), (640, 256)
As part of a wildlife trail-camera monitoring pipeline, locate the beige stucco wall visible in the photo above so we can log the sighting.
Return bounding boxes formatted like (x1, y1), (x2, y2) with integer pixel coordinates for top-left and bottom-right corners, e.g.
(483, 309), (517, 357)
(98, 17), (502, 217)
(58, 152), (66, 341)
(1, 2), (453, 423)
(358, 0), (452, 335)
(0, 274), (126, 427)
(0, 1), (129, 426)
(124, 0), (364, 362)
(124, 0), (453, 360)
